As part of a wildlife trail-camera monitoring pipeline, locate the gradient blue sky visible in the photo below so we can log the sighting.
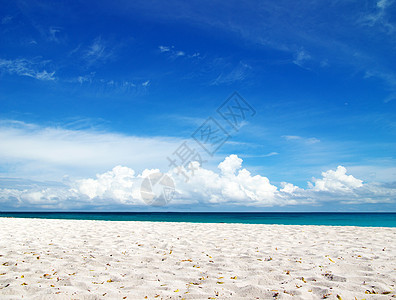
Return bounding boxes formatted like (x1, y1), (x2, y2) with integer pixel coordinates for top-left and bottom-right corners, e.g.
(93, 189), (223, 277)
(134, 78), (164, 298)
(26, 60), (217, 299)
(0, 0), (395, 211)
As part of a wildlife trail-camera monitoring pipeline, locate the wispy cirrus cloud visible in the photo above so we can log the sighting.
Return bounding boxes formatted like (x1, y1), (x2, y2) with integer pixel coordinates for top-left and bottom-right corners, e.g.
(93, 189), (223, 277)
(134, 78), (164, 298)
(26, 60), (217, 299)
(158, 45), (200, 59)
(211, 61), (251, 85)
(1, 15), (13, 25)
(0, 58), (55, 81)
(83, 37), (114, 66)
(293, 49), (312, 69)
(359, 0), (395, 33)
(48, 26), (62, 43)
(0, 120), (183, 180)
(282, 135), (320, 144)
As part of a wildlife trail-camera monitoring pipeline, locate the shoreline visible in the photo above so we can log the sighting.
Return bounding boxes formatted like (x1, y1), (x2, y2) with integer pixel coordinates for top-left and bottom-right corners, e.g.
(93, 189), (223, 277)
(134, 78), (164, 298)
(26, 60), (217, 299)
(1, 218), (395, 299)
(1, 212), (396, 228)
(1, 216), (396, 229)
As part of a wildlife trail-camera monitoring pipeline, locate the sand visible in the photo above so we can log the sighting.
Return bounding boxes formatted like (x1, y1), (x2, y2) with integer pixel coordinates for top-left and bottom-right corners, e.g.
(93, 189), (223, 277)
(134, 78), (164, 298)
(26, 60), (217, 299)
(0, 218), (395, 299)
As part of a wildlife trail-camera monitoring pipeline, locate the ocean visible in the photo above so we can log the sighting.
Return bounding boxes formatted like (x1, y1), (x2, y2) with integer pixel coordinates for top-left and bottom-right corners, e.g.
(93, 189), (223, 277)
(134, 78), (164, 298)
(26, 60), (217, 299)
(0, 212), (395, 227)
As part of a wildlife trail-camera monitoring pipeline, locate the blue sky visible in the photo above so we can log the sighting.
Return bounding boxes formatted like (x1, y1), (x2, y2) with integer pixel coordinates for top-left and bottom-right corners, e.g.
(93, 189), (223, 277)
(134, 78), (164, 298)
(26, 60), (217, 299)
(0, 0), (395, 211)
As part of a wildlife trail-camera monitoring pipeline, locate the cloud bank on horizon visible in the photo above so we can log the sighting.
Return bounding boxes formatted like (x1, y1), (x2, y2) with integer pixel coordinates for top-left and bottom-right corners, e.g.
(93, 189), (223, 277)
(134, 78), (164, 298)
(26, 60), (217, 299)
(1, 153), (394, 210)
(0, 120), (395, 210)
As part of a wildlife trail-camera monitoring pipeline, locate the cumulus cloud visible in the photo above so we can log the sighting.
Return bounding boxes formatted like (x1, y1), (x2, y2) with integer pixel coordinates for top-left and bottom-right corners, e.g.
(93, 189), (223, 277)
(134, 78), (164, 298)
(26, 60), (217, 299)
(0, 154), (395, 209)
(0, 120), (394, 209)
(310, 166), (363, 192)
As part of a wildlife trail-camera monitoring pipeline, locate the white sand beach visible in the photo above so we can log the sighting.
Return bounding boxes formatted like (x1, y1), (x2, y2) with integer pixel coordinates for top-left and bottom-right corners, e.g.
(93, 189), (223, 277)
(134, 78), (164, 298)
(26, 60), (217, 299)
(0, 218), (395, 299)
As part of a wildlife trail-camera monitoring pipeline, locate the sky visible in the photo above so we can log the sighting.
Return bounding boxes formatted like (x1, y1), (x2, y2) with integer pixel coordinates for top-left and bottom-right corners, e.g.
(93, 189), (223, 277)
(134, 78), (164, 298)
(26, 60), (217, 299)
(0, 0), (395, 211)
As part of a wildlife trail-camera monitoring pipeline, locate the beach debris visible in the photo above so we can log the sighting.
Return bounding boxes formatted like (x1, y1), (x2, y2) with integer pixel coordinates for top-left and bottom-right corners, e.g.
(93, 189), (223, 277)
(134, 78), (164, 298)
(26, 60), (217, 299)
(107, 279), (113, 283)
(301, 277), (306, 283)
(230, 276), (237, 279)
(43, 273), (51, 279)
(174, 289), (179, 292)
(328, 258), (335, 263)
(336, 295), (342, 300)
(216, 281), (224, 284)
(21, 282), (28, 286)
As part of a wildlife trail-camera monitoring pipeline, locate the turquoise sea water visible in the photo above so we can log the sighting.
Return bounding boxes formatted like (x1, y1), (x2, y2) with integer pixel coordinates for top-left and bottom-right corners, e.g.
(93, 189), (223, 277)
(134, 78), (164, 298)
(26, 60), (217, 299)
(0, 212), (395, 227)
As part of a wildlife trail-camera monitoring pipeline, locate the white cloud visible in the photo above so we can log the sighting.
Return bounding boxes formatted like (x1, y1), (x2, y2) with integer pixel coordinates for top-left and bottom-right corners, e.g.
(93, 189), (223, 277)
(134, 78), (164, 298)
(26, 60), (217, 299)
(0, 120), (183, 180)
(263, 152), (279, 157)
(0, 120), (394, 209)
(0, 153), (395, 209)
(293, 49), (312, 68)
(76, 166), (141, 203)
(158, 45), (198, 59)
(0, 58), (55, 81)
(84, 37), (113, 65)
(48, 27), (62, 42)
(159, 45), (171, 52)
(360, 0), (395, 33)
(282, 135), (320, 144)
(1, 15), (13, 25)
(310, 166), (363, 192)
(211, 62), (251, 85)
